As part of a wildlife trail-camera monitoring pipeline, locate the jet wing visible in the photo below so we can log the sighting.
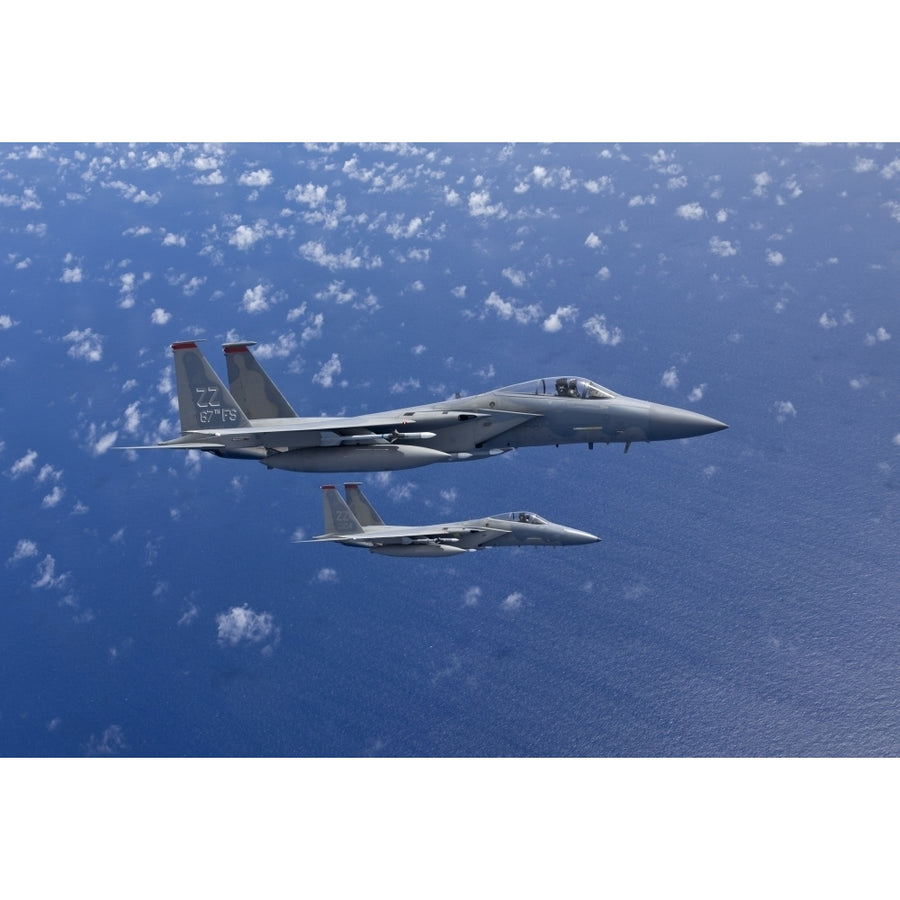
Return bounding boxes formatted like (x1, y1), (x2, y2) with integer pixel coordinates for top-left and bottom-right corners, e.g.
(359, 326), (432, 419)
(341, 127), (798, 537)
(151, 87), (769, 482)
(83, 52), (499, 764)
(310, 524), (509, 549)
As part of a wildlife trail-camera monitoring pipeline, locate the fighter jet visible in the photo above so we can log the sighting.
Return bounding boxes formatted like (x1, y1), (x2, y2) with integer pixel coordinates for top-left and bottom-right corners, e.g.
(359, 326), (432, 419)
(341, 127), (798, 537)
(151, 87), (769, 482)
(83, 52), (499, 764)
(120, 340), (726, 473)
(300, 483), (601, 557)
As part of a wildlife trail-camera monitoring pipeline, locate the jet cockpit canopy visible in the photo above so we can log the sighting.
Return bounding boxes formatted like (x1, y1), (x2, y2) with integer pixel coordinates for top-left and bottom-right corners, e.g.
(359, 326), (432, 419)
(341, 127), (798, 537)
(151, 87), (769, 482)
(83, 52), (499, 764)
(498, 377), (616, 400)
(491, 512), (548, 525)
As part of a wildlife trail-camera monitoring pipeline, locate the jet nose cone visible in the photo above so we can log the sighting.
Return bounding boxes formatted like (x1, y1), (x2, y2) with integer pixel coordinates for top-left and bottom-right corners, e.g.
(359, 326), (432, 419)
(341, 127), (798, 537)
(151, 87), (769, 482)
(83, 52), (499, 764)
(564, 528), (601, 545)
(648, 405), (728, 441)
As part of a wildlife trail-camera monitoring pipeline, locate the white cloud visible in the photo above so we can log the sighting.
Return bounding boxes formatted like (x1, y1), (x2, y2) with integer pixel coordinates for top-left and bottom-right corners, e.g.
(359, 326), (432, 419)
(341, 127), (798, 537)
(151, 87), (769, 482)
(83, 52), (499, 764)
(41, 486), (65, 509)
(585, 232), (603, 249)
(542, 305), (578, 333)
(216, 605), (279, 646)
(502, 267), (527, 287)
(688, 384), (707, 402)
(9, 449), (38, 478)
(773, 401), (797, 422)
(709, 236), (738, 257)
(315, 568), (338, 583)
(194, 170), (225, 186)
(676, 202), (705, 220)
(92, 431), (119, 456)
(301, 313), (324, 344)
(287, 183), (329, 207)
(60, 266), (83, 283)
(661, 366), (679, 389)
(240, 168), (273, 188)
(33, 554), (67, 590)
(463, 586), (482, 607)
(63, 328), (103, 362)
(501, 592), (523, 611)
(36, 464), (61, 484)
(300, 240), (381, 271)
(122, 401), (141, 435)
(0, 314), (18, 329)
(865, 327), (891, 345)
(255, 332), (298, 359)
(585, 175), (614, 194)
(483, 292), (542, 325)
(229, 221), (268, 250)
(880, 159), (900, 180)
(313, 353), (342, 388)
(85, 725), (127, 756)
(241, 283), (270, 314)
(390, 378), (421, 394)
(596, 266), (611, 281)
(628, 194), (656, 207)
(151, 308), (171, 325)
(893, 434), (900, 448)
(819, 312), (838, 329)
(8, 538), (38, 564)
(752, 172), (772, 196)
(468, 189), (507, 219)
(162, 232), (186, 247)
(583, 314), (623, 346)
(766, 249), (785, 266)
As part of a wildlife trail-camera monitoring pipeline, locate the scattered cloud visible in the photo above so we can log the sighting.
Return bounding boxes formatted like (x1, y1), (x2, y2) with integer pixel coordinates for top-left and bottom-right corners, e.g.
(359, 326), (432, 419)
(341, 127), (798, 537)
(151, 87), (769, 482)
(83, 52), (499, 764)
(33, 553), (68, 589)
(313, 353), (342, 388)
(483, 291), (542, 325)
(9, 449), (38, 478)
(501, 592), (524, 611)
(688, 384), (707, 402)
(468, 189), (507, 219)
(773, 400), (797, 422)
(85, 725), (127, 756)
(583, 314), (623, 346)
(0, 314), (18, 329)
(255, 332), (298, 359)
(8, 538), (38, 564)
(502, 267), (527, 287)
(865, 327), (891, 345)
(766, 249), (785, 266)
(661, 367), (679, 389)
(542, 305), (578, 333)
(463, 586), (482, 607)
(676, 202), (705, 220)
(63, 328), (103, 362)
(216, 604), (280, 648)
(299, 240), (382, 271)
(151, 307), (171, 325)
(240, 168), (273, 188)
(752, 172), (772, 196)
(229, 220), (269, 250)
(710, 237), (738, 258)
(60, 265), (83, 283)
(315, 568), (338, 583)
(241, 283), (271, 314)
(41, 485), (65, 509)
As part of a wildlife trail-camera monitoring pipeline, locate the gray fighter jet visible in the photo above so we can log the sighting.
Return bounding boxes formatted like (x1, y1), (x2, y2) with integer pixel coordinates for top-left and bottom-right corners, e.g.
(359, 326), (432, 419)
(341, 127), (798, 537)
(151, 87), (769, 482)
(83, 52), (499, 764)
(301, 483), (601, 557)
(121, 340), (726, 472)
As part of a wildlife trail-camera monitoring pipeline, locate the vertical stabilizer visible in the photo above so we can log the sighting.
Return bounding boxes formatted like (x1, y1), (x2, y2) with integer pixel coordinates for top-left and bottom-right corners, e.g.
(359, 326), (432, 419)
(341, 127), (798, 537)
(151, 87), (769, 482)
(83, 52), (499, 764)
(321, 485), (365, 535)
(223, 342), (298, 419)
(171, 341), (252, 433)
(344, 483), (385, 526)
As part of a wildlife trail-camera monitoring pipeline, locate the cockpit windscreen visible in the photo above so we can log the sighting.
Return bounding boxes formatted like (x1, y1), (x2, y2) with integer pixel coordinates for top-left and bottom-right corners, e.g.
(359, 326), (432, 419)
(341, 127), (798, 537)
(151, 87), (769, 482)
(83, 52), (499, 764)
(498, 377), (616, 400)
